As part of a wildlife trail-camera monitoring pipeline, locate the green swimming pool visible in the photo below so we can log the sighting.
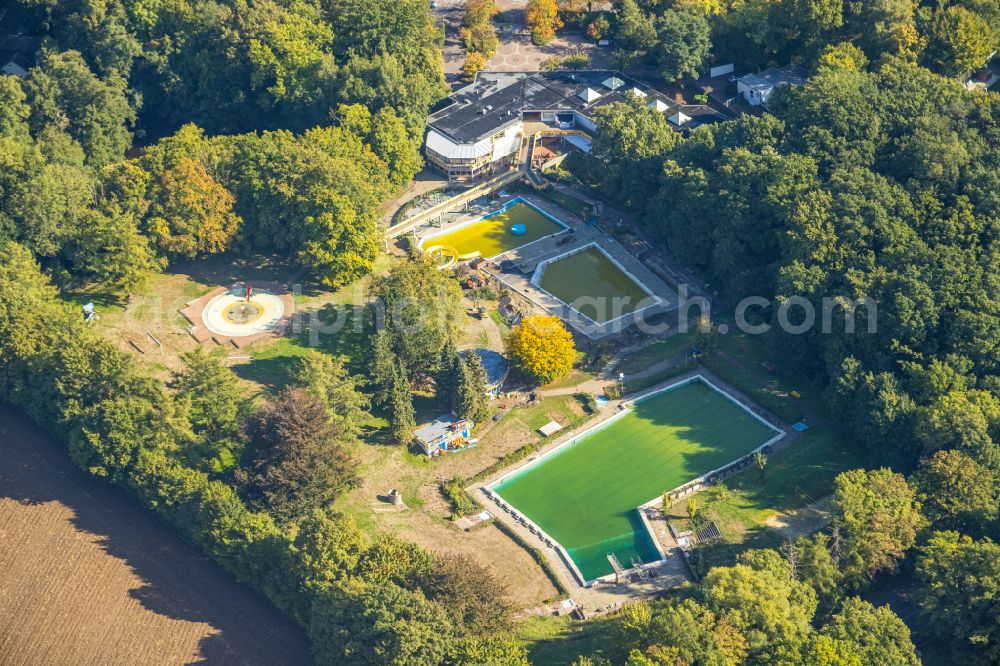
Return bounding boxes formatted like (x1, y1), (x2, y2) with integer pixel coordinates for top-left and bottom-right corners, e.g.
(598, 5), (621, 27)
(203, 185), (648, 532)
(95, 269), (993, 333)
(494, 378), (778, 581)
(538, 246), (653, 324)
(420, 199), (565, 259)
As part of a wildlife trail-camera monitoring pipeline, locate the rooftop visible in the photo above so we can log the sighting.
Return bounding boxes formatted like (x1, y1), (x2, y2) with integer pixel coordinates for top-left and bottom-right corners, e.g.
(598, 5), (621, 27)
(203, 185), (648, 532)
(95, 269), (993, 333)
(426, 71), (715, 144)
(465, 348), (509, 387)
(414, 414), (472, 444)
(739, 64), (809, 93)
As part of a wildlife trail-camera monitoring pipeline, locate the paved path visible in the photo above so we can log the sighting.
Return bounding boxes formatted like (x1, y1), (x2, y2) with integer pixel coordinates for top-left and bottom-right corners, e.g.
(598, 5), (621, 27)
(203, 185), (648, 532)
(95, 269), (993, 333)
(379, 168), (449, 227)
(539, 344), (692, 398)
(479, 191), (680, 339)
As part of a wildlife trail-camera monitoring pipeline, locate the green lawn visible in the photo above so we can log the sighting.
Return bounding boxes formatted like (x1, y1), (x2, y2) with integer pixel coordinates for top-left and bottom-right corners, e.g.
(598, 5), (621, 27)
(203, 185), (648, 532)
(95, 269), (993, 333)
(661, 330), (866, 573)
(495, 378), (779, 580)
(539, 247), (653, 324)
(676, 426), (863, 575)
(618, 331), (697, 376)
(536, 188), (593, 219)
(419, 200), (564, 259)
(518, 614), (622, 666)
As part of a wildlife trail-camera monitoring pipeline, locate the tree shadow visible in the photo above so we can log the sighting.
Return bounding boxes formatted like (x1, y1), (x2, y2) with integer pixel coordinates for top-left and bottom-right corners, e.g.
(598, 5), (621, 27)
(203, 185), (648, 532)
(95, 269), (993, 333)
(0, 405), (314, 665)
(231, 303), (370, 391)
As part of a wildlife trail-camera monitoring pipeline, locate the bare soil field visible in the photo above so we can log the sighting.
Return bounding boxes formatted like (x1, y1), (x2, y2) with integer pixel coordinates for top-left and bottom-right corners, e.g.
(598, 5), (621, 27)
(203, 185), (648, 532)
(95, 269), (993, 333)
(0, 405), (313, 666)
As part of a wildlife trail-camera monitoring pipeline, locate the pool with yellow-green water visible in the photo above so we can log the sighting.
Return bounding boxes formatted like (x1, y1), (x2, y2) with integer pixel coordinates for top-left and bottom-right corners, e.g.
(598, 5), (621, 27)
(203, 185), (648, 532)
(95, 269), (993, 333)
(418, 198), (566, 259)
(537, 246), (653, 324)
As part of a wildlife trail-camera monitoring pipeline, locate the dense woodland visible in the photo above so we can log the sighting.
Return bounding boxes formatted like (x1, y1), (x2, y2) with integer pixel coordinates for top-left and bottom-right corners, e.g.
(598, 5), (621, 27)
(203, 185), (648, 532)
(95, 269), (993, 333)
(606, 0), (999, 82)
(0, 0), (998, 664)
(1, 0), (440, 290)
(580, 14), (1000, 664)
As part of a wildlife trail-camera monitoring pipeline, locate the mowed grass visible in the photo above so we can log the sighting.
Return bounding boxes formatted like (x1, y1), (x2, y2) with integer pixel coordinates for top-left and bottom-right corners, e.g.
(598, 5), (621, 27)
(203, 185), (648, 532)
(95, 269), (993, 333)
(538, 247), (652, 324)
(420, 201), (564, 258)
(495, 379), (778, 580)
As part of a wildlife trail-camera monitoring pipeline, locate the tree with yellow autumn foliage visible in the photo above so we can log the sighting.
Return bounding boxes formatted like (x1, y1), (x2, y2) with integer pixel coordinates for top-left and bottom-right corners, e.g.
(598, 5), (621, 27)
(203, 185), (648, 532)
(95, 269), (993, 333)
(146, 157), (241, 259)
(506, 315), (576, 384)
(462, 52), (489, 81)
(526, 0), (563, 44)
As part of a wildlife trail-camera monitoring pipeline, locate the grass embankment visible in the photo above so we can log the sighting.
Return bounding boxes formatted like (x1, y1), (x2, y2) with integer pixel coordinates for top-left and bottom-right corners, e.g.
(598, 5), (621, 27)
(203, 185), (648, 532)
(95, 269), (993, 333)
(536, 187), (593, 219)
(518, 614), (622, 666)
(618, 331), (696, 376)
(667, 329), (865, 573)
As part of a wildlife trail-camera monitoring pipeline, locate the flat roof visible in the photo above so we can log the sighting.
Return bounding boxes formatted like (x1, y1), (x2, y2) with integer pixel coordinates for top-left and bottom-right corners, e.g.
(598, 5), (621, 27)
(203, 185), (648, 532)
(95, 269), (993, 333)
(465, 348), (509, 386)
(427, 71), (686, 144)
(414, 413), (470, 443)
(741, 64), (809, 92)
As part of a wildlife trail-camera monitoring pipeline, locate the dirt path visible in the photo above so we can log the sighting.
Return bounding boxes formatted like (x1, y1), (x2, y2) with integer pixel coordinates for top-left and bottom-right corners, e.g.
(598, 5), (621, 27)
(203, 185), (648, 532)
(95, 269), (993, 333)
(539, 346), (691, 398)
(0, 406), (313, 666)
(764, 495), (834, 540)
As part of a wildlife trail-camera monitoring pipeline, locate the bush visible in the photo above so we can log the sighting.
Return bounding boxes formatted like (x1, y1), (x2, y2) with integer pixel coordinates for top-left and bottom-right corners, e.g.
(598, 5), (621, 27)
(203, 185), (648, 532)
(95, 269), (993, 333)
(562, 52), (591, 69)
(441, 477), (478, 517)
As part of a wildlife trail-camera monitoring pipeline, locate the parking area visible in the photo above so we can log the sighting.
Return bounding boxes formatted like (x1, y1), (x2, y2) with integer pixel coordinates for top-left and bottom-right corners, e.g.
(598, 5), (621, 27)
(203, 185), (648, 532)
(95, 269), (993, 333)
(434, 0), (612, 80)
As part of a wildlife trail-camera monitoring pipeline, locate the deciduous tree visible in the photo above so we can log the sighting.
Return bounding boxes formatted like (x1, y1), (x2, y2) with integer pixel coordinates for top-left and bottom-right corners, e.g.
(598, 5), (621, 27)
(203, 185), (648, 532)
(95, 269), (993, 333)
(916, 531), (1000, 665)
(923, 6), (995, 78)
(146, 157), (241, 259)
(506, 315), (576, 384)
(526, 0), (564, 44)
(24, 49), (134, 168)
(820, 597), (919, 666)
(655, 10), (711, 82)
(368, 259), (464, 381)
(912, 449), (997, 532)
(236, 388), (359, 521)
(832, 468), (923, 585)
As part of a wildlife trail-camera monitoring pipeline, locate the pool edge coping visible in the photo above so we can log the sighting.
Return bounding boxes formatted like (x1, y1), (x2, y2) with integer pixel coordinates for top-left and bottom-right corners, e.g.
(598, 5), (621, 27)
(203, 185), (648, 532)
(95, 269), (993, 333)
(529, 242), (665, 328)
(416, 196), (571, 261)
(480, 373), (788, 587)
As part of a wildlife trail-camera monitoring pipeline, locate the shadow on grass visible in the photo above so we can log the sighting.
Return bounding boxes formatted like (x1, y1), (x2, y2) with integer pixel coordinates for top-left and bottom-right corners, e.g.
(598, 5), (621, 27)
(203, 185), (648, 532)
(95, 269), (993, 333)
(231, 304), (369, 391)
(167, 252), (331, 297)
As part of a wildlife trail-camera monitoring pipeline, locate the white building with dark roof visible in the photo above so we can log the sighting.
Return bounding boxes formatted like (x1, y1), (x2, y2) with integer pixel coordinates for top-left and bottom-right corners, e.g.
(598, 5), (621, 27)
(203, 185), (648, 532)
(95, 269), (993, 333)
(424, 71), (726, 180)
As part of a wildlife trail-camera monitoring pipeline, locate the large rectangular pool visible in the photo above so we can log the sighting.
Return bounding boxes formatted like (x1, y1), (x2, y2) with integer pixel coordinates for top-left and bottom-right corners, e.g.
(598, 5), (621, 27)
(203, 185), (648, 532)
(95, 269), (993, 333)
(493, 377), (780, 581)
(419, 198), (566, 259)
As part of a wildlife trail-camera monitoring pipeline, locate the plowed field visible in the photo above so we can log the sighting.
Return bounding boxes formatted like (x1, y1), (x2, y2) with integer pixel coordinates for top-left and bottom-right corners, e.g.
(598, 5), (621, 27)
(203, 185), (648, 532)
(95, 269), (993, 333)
(0, 405), (312, 666)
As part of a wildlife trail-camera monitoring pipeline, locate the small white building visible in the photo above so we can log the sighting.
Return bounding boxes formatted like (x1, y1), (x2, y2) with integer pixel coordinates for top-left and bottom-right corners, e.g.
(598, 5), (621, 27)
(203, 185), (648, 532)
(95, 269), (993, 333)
(736, 64), (808, 109)
(0, 53), (31, 78)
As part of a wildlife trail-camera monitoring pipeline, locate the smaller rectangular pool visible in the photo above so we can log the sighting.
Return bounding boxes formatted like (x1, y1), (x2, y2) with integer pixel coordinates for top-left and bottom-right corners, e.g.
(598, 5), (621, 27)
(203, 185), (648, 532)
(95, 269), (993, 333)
(418, 197), (566, 259)
(536, 245), (655, 324)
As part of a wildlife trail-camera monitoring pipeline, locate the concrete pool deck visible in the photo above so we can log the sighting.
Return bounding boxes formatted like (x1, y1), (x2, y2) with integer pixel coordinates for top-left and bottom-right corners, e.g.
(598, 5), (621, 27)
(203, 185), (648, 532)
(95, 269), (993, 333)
(409, 188), (681, 338)
(480, 193), (680, 338)
(469, 367), (795, 614)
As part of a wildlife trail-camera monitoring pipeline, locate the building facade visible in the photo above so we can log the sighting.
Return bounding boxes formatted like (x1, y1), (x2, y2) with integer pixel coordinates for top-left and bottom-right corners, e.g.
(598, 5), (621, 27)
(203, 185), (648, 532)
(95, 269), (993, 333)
(424, 71), (725, 181)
